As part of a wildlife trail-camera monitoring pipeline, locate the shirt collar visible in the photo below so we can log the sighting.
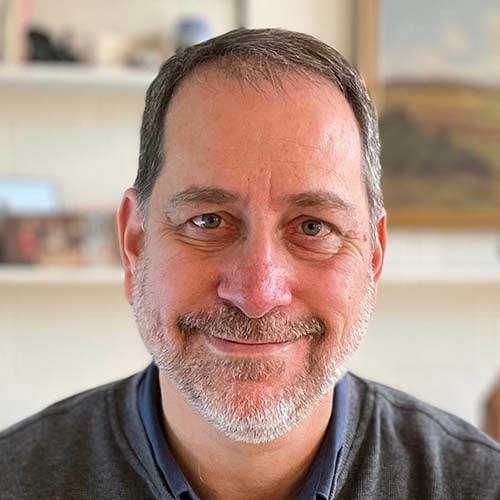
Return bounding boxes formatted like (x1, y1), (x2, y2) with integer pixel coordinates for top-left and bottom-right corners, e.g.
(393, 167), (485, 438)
(138, 363), (197, 499)
(138, 363), (349, 500)
(297, 375), (349, 500)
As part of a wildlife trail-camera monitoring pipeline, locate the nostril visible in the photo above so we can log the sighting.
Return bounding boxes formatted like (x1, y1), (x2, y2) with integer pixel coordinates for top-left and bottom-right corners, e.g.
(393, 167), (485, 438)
(217, 268), (292, 319)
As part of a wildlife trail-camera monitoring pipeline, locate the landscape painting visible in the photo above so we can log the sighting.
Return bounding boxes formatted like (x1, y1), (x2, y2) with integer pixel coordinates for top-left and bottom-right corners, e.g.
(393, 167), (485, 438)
(363, 0), (500, 225)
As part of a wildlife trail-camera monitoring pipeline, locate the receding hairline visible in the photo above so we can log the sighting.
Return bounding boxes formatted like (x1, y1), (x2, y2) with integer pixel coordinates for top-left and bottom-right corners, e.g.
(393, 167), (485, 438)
(160, 62), (364, 185)
(160, 61), (362, 171)
(163, 58), (351, 121)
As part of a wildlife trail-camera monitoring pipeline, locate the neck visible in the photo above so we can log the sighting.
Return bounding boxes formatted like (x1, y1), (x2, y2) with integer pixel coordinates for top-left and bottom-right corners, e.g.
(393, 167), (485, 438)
(158, 373), (333, 500)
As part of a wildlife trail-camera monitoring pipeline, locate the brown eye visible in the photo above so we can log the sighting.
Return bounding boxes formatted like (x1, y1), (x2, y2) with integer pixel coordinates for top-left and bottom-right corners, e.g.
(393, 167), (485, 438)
(192, 213), (222, 229)
(301, 220), (322, 236)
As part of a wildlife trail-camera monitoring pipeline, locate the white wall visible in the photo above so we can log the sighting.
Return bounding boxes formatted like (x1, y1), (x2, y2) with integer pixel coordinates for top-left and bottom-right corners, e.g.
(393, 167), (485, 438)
(247, 0), (354, 57)
(0, 284), (149, 429)
(1, 1), (500, 432)
(0, 86), (143, 212)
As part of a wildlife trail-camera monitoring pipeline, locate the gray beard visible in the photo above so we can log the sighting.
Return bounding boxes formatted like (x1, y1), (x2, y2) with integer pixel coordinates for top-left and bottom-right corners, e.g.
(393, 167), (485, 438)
(132, 254), (374, 444)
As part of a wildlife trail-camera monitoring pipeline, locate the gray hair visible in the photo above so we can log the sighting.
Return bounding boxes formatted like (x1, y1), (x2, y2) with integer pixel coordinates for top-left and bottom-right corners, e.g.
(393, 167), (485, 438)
(135, 28), (383, 237)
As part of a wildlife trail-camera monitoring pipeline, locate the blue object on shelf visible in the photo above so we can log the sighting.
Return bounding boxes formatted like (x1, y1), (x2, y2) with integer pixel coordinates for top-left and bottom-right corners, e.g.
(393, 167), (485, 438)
(175, 17), (212, 50)
(0, 178), (61, 216)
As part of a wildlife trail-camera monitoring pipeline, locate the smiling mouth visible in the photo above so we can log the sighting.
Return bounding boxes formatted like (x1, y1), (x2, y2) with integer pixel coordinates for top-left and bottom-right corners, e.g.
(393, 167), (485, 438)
(214, 337), (292, 345)
(204, 334), (297, 355)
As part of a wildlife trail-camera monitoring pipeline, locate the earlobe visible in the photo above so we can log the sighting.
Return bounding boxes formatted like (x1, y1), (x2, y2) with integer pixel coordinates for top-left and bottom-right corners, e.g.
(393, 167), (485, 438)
(371, 211), (387, 285)
(117, 188), (144, 304)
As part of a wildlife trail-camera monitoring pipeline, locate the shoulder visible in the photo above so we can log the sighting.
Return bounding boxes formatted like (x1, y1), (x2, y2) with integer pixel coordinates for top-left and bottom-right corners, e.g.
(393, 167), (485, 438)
(2, 378), (111, 434)
(348, 373), (500, 453)
(338, 373), (500, 499)
(0, 372), (149, 500)
(1, 376), (123, 449)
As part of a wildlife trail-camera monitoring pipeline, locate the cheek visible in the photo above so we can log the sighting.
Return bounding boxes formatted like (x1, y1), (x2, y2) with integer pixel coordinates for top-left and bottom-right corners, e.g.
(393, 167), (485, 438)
(300, 255), (369, 332)
(149, 245), (220, 317)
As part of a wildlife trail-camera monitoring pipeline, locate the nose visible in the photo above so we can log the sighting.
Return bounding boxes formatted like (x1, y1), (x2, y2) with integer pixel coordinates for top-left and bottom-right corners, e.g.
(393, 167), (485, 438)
(217, 238), (293, 318)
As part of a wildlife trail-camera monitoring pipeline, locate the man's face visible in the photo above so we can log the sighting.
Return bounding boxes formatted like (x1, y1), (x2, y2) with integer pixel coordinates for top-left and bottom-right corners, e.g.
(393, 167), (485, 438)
(123, 70), (385, 443)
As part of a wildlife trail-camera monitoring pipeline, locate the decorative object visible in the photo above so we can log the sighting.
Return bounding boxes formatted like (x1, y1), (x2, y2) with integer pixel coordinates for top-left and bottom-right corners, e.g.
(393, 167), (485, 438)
(0, 213), (120, 266)
(356, 0), (500, 226)
(175, 17), (211, 50)
(0, 178), (60, 215)
(27, 27), (80, 62)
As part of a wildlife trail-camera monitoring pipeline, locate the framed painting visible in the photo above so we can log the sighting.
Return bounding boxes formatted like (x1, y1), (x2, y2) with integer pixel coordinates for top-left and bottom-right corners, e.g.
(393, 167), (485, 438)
(355, 0), (500, 226)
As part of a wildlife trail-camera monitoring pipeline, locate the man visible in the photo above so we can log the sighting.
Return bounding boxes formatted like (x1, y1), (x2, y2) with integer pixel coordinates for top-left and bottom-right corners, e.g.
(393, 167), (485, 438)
(1, 28), (499, 500)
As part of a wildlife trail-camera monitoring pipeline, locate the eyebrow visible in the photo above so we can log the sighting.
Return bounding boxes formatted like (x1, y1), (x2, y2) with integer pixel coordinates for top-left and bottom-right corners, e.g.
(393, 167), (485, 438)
(284, 190), (355, 213)
(164, 186), (355, 213)
(165, 186), (240, 210)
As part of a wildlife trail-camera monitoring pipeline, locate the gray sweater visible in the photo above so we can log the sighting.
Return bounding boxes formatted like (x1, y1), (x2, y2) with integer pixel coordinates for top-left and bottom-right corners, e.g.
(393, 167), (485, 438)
(1, 371), (499, 499)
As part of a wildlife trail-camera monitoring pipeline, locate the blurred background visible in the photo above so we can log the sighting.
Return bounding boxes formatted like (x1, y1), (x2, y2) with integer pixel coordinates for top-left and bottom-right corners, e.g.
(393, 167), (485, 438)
(1, 0), (499, 439)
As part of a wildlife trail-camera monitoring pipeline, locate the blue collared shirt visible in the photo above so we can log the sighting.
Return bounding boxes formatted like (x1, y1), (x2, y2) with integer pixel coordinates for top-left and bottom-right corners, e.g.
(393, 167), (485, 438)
(138, 363), (348, 500)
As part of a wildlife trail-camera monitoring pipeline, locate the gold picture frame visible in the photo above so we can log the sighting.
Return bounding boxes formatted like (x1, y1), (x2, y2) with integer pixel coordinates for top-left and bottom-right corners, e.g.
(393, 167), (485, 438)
(354, 0), (500, 227)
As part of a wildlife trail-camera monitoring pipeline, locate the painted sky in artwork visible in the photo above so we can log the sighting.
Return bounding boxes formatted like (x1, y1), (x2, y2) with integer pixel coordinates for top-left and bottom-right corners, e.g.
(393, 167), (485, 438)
(380, 0), (500, 84)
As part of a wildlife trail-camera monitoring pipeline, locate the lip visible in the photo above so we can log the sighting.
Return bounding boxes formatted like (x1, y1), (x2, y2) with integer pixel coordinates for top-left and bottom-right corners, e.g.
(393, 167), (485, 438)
(204, 334), (296, 356)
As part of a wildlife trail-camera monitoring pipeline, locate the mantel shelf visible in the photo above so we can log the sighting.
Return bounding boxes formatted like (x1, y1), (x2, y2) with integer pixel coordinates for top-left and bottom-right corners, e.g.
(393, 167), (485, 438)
(0, 64), (155, 91)
(0, 264), (500, 287)
(0, 265), (123, 285)
(382, 266), (500, 285)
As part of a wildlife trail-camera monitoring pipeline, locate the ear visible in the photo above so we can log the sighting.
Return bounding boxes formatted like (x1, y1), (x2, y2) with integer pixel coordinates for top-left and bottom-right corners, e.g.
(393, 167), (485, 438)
(117, 188), (144, 304)
(371, 211), (387, 286)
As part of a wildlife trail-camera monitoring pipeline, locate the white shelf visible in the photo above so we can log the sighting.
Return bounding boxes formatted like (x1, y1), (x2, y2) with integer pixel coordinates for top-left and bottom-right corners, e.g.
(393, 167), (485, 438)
(0, 264), (499, 287)
(0, 265), (123, 285)
(382, 266), (500, 285)
(0, 64), (155, 91)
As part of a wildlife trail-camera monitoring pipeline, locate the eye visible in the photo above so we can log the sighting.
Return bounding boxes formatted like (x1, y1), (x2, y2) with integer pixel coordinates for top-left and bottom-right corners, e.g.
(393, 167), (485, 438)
(300, 219), (324, 236)
(191, 213), (222, 229)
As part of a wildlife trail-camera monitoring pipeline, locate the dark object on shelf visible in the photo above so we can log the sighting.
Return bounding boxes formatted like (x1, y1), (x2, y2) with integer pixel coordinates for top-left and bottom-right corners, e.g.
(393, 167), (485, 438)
(27, 28), (79, 62)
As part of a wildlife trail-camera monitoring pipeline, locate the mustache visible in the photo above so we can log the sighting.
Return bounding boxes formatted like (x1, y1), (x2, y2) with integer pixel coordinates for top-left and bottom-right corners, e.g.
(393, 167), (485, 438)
(177, 304), (326, 343)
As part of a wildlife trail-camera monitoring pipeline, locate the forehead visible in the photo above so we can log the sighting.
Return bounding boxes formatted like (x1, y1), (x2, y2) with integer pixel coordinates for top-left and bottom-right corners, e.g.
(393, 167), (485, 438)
(157, 68), (365, 209)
